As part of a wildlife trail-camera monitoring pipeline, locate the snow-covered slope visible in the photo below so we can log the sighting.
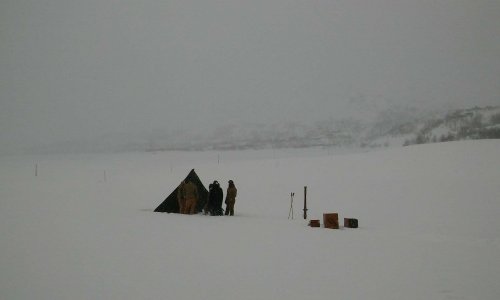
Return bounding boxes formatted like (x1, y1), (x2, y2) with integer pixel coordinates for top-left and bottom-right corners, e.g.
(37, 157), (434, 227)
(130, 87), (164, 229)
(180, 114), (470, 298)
(370, 106), (500, 147)
(145, 105), (500, 151)
(1, 141), (499, 300)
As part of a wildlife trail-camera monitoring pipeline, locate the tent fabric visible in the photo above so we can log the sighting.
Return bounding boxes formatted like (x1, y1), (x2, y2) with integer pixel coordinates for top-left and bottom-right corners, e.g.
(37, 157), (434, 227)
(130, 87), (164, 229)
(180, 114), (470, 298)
(154, 169), (208, 213)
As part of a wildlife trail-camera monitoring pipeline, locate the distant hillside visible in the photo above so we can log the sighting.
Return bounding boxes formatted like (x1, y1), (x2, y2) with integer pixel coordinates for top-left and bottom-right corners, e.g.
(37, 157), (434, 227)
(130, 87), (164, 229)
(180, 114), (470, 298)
(20, 106), (499, 155)
(145, 106), (500, 152)
(371, 106), (500, 147)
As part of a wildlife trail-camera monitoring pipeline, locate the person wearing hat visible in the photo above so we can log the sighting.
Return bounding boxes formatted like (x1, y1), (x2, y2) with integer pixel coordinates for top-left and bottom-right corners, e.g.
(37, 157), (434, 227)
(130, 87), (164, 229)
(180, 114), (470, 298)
(206, 180), (224, 215)
(204, 183), (214, 215)
(225, 180), (237, 216)
(212, 180), (224, 215)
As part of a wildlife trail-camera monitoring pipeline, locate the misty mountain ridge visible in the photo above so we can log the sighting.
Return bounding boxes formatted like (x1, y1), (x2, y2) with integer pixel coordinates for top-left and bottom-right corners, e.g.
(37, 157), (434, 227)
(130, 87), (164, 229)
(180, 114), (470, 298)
(145, 105), (500, 152)
(13, 105), (499, 155)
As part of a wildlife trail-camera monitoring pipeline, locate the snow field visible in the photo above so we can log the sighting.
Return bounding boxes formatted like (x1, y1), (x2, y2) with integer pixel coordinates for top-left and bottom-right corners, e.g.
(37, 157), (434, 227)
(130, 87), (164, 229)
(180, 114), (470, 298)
(1, 140), (499, 300)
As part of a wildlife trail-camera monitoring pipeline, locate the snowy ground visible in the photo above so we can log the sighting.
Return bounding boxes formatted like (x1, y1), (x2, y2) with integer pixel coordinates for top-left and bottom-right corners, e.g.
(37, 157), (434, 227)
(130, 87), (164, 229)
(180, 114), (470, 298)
(1, 141), (499, 300)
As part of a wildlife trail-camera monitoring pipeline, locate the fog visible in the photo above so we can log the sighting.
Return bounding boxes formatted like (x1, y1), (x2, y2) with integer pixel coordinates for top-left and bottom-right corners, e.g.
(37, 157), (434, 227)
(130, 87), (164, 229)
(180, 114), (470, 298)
(1, 0), (499, 154)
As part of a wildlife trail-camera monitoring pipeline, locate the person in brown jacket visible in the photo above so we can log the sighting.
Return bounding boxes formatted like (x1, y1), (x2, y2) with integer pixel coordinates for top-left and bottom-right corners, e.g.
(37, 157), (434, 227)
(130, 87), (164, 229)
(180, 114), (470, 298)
(225, 180), (237, 216)
(183, 179), (199, 215)
(177, 181), (186, 214)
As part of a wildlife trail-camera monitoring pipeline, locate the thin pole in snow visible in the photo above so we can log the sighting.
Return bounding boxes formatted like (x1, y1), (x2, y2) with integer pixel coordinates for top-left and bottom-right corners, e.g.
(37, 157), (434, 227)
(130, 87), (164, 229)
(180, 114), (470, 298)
(288, 192), (295, 219)
(35, 164), (38, 176)
(303, 186), (308, 219)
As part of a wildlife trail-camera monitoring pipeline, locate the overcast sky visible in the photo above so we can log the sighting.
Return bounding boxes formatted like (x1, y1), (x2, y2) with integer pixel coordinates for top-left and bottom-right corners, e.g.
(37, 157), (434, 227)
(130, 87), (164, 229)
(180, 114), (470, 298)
(1, 0), (499, 154)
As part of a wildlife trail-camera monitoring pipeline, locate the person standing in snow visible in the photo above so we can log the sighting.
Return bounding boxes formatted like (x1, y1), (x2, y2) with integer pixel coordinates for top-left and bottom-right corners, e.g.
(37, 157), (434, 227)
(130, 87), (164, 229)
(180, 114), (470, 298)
(177, 181), (186, 214)
(205, 183), (215, 215)
(205, 181), (224, 215)
(212, 180), (224, 215)
(225, 180), (237, 216)
(183, 179), (199, 215)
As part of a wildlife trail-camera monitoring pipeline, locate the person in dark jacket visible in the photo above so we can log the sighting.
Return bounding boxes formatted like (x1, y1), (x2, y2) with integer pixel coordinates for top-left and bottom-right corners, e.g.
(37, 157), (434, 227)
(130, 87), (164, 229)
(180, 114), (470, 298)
(211, 181), (224, 216)
(205, 180), (223, 215)
(225, 180), (237, 216)
(205, 183), (215, 215)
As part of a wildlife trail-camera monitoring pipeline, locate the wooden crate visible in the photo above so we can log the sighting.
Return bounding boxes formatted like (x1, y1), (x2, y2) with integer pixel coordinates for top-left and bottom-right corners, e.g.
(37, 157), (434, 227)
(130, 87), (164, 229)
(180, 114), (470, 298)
(308, 220), (320, 227)
(344, 218), (358, 228)
(323, 213), (339, 229)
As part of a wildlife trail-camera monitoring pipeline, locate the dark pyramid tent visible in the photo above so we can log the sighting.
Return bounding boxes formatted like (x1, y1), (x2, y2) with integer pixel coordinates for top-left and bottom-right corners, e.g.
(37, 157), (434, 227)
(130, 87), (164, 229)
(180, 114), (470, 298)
(154, 169), (209, 213)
